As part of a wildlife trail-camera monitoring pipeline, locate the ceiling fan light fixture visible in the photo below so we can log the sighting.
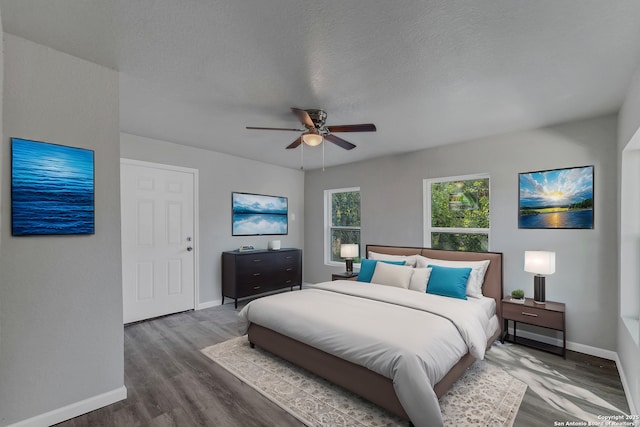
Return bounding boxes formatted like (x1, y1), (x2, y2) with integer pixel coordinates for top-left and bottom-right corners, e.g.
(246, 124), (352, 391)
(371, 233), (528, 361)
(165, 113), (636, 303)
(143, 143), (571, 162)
(302, 132), (323, 147)
(246, 107), (373, 151)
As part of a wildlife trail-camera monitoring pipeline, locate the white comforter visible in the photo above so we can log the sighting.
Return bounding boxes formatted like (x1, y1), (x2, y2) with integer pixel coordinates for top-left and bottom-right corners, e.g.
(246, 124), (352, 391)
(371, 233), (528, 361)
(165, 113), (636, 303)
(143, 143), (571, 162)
(238, 281), (495, 427)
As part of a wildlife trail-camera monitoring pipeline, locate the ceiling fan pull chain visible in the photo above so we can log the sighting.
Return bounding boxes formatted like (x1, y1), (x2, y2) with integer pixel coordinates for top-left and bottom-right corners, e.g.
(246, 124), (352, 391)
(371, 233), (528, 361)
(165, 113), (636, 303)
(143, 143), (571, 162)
(322, 138), (325, 171)
(300, 140), (304, 170)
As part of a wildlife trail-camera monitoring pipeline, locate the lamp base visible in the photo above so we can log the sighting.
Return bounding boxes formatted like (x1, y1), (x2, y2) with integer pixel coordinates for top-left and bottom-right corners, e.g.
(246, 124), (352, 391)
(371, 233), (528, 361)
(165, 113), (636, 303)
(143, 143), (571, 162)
(345, 258), (354, 274)
(533, 275), (546, 303)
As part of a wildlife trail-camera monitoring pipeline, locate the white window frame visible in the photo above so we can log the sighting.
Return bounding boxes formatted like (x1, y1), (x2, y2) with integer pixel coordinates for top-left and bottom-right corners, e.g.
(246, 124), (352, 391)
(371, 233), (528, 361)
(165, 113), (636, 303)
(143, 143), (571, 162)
(324, 187), (361, 267)
(423, 173), (491, 250)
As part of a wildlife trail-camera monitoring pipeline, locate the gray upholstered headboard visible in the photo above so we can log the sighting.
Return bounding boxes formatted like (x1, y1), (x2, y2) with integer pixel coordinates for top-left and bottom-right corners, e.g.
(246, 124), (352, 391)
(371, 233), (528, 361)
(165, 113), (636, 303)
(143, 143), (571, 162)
(365, 244), (504, 327)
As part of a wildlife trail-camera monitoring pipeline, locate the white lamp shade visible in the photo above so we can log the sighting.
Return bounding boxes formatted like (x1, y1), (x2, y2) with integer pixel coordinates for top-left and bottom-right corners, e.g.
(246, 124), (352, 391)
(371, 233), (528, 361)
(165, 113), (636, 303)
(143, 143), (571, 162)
(340, 244), (359, 258)
(302, 133), (323, 146)
(524, 251), (556, 275)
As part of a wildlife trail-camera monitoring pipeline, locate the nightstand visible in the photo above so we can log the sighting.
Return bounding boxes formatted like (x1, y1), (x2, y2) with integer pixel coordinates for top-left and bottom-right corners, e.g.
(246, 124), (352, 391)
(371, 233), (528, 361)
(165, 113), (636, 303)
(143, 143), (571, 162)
(501, 297), (566, 358)
(331, 272), (358, 281)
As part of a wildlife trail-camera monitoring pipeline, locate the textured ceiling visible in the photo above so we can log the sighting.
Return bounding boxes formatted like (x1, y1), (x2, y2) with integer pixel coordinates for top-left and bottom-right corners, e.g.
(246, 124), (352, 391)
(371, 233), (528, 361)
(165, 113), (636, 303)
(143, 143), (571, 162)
(2, 0), (640, 170)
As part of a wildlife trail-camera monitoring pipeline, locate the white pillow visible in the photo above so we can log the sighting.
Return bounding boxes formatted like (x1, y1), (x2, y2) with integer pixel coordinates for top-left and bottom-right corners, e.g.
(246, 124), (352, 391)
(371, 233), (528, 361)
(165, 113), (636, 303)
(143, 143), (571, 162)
(408, 267), (432, 293)
(370, 261), (413, 289)
(415, 256), (490, 298)
(368, 251), (418, 267)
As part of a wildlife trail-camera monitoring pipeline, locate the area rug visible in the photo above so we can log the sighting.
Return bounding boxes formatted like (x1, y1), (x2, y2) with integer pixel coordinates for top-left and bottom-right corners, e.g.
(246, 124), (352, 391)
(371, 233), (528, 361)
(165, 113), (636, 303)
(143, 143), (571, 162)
(201, 337), (527, 427)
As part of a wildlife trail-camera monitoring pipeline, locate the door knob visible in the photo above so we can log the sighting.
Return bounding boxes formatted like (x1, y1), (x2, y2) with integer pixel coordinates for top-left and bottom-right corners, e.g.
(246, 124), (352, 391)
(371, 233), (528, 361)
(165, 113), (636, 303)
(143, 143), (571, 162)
(187, 246), (193, 251)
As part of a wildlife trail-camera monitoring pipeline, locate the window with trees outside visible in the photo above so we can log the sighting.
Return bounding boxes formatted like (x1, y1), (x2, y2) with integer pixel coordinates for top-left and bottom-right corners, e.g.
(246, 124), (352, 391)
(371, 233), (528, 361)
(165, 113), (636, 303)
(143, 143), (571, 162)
(423, 174), (490, 252)
(325, 187), (361, 265)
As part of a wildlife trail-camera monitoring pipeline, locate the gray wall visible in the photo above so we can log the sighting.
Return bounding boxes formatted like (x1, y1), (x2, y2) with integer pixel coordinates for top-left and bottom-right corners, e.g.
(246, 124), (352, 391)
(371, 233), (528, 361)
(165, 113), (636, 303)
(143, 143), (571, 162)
(305, 115), (618, 352)
(120, 133), (305, 305)
(0, 5), (4, 358)
(618, 61), (640, 413)
(0, 34), (123, 425)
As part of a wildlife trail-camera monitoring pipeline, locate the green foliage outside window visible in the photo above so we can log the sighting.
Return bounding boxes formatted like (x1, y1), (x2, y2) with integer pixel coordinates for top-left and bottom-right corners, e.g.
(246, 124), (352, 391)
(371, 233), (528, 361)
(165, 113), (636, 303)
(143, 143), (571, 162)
(332, 191), (360, 226)
(431, 232), (489, 252)
(431, 179), (489, 228)
(330, 191), (361, 263)
(430, 178), (489, 252)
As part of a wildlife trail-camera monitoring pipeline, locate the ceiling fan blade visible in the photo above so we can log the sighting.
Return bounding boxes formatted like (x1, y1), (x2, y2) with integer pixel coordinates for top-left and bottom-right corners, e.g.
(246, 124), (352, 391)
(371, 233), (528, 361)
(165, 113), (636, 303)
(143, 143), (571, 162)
(324, 134), (356, 150)
(286, 136), (302, 149)
(291, 108), (315, 128)
(326, 123), (377, 133)
(246, 126), (302, 131)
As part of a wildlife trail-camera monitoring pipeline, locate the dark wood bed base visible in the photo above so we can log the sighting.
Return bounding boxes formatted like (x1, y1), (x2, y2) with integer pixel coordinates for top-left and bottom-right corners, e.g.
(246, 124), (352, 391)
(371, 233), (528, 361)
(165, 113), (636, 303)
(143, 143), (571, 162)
(248, 244), (504, 422)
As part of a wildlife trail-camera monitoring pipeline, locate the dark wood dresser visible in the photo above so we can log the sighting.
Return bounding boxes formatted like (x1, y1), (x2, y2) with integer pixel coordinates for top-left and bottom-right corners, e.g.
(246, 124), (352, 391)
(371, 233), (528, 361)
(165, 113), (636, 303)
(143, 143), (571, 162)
(222, 248), (302, 308)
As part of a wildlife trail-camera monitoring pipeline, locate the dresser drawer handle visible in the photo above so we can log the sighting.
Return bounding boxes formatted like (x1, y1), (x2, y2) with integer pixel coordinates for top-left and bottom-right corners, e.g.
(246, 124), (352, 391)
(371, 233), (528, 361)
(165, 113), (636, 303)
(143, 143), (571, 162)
(286, 268), (293, 272)
(252, 259), (262, 263)
(253, 286), (261, 290)
(252, 273), (261, 276)
(522, 312), (538, 317)
(286, 256), (293, 259)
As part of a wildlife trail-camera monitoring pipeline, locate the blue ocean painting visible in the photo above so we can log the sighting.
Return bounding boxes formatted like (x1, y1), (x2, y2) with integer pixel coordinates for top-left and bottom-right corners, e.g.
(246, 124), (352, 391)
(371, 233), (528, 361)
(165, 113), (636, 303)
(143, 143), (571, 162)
(232, 193), (288, 235)
(11, 138), (95, 235)
(519, 165), (593, 229)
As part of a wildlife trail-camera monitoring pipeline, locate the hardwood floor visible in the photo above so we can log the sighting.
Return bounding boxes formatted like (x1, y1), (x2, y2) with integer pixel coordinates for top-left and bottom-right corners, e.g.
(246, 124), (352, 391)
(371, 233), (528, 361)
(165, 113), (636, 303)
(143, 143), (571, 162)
(56, 303), (303, 427)
(55, 302), (630, 427)
(486, 341), (630, 426)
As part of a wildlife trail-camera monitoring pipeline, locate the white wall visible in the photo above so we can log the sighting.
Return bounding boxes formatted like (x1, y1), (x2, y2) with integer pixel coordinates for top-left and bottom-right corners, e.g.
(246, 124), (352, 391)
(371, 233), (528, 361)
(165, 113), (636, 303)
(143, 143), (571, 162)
(617, 60), (640, 415)
(120, 133), (305, 306)
(0, 4), (4, 363)
(0, 34), (123, 426)
(305, 115), (618, 352)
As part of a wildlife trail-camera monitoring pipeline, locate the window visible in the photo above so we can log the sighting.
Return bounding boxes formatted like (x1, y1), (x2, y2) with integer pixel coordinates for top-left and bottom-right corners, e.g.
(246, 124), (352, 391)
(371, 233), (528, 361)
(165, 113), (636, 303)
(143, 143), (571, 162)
(620, 148), (640, 345)
(423, 174), (490, 252)
(325, 187), (361, 265)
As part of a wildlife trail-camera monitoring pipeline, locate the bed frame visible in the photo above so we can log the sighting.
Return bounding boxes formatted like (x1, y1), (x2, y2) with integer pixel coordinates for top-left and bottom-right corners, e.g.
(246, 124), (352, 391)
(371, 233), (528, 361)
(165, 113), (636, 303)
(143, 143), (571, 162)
(248, 244), (504, 422)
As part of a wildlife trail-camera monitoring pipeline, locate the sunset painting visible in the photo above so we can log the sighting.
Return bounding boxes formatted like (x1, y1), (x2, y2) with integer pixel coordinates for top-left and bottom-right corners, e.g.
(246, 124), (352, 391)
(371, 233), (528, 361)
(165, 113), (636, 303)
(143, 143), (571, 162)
(519, 165), (593, 229)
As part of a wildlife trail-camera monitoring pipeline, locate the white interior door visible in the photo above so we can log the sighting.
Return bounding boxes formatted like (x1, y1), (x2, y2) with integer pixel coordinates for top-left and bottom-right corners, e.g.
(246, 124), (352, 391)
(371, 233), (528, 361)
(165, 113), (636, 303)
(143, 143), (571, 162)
(121, 159), (197, 324)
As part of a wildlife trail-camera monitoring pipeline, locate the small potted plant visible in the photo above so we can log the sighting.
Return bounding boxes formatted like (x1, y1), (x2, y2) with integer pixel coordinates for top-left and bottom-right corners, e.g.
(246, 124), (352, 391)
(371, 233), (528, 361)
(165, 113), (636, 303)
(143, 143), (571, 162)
(511, 289), (525, 303)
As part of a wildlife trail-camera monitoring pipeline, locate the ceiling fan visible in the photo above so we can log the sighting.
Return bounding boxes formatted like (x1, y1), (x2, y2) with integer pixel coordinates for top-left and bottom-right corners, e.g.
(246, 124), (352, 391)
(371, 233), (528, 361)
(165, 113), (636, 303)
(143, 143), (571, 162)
(246, 107), (376, 150)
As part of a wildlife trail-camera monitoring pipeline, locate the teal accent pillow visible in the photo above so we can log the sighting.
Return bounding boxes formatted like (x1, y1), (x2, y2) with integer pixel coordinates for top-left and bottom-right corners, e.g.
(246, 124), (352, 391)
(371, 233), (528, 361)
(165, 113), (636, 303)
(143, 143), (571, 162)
(426, 265), (471, 300)
(357, 259), (406, 282)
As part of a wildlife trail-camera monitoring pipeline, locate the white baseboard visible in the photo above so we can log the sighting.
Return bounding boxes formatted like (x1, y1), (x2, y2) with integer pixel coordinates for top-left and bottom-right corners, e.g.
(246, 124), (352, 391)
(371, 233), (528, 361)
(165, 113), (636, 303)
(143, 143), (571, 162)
(506, 326), (617, 360)
(614, 353), (639, 420)
(8, 386), (127, 427)
(197, 299), (221, 310)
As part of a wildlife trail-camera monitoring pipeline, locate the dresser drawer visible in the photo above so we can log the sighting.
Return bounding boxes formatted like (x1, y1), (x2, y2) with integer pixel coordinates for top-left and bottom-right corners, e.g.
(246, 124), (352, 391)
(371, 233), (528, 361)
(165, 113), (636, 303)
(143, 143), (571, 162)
(275, 269), (298, 287)
(236, 269), (268, 285)
(235, 252), (279, 270)
(277, 251), (301, 267)
(236, 281), (279, 297)
(502, 302), (564, 330)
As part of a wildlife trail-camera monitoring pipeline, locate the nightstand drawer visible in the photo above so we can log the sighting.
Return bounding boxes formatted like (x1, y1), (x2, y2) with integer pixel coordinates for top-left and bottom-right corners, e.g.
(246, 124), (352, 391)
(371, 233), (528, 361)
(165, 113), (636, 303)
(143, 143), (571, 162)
(502, 303), (564, 330)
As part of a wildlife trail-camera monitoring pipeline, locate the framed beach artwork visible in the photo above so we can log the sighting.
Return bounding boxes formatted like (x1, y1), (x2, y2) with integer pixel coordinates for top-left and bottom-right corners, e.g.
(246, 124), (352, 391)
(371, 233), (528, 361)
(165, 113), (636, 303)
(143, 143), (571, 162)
(11, 138), (95, 236)
(518, 165), (594, 229)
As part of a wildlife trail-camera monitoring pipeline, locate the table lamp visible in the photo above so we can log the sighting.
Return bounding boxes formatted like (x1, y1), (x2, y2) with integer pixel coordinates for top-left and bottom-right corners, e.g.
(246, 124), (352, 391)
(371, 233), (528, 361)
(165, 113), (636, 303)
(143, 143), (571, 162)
(524, 251), (556, 303)
(340, 244), (359, 275)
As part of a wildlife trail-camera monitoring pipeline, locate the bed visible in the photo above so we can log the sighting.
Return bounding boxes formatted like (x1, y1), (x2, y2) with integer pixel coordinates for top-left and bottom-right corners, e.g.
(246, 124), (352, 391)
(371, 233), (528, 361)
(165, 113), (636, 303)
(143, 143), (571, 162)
(238, 244), (503, 427)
